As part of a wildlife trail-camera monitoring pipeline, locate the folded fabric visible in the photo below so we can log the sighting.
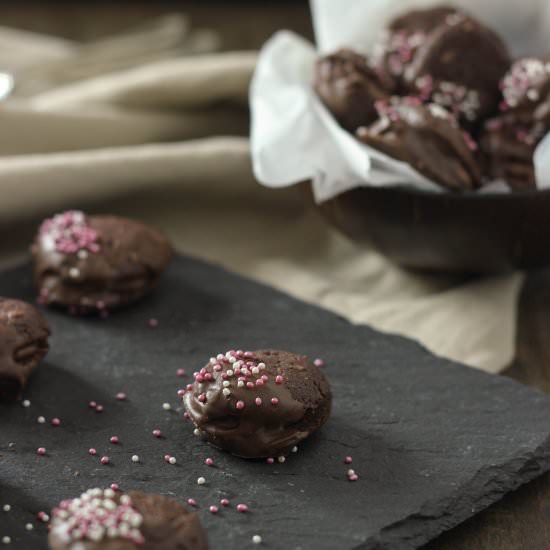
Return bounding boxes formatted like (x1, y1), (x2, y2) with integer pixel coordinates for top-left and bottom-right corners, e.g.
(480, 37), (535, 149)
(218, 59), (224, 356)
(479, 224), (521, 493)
(0, 20), (523, 374)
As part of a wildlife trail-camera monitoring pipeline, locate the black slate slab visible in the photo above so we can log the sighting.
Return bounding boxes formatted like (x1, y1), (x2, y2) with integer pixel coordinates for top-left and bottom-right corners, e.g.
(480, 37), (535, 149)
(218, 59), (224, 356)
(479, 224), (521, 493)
(1, 255), (550, 550)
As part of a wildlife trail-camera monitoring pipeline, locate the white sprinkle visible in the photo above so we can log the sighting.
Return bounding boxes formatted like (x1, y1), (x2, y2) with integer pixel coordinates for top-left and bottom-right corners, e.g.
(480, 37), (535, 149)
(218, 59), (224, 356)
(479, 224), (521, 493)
(197, 477), (206, 485)
(25, 524), (33, 531)
(226, 370), (234, 377)
(222, 381), (230, 387)
(168, 456), (177, 465)
(37, 416), (46, 424)
(252, 534), (263, 544)
(278, 456), (286, 463)
(237, 381), (245, 388)
(77, 249), (88, 260)
(347, 469), (356, 476)
(251, 367), (260, 375)
(291, 446), (298, 453)
(162, 403), (171, 411)
(69, 267), (80, 279)
(2, 505), (10, 512)
(193, 428), (201, 437)
(222, 388), (231, 397)
(21, 400), (30, 408)
(131, 455), (139, 463)
(2, 536), (10, 544)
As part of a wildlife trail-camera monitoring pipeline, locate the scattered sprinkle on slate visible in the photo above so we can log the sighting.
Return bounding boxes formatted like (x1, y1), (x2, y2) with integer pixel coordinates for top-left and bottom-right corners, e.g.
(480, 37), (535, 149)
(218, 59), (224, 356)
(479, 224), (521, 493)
(2, 256), (550, 549)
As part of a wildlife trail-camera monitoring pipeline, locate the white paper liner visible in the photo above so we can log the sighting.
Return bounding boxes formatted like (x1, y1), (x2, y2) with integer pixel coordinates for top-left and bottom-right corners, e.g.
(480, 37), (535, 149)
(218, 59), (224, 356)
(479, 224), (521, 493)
(250, 0), (550, 203)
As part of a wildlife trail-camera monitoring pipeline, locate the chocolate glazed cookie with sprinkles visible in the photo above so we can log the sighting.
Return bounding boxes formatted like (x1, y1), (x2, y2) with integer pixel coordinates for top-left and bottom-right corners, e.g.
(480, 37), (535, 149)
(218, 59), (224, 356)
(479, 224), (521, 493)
(313, 48), (391, 133)
(356, 97), (481, 192)
(0, 297), (50, 401)
(183, 350), (332, 459)
(33, 211), (173, 314)
(48, 488), (208, 550)
(373, 6), (510, 126)
(481, 57), (550, 190)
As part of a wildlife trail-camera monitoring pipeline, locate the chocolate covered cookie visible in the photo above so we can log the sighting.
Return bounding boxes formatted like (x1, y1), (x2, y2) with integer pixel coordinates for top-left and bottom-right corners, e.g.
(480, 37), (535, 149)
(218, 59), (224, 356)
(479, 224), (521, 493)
(356, 97), (481, 191)
(48, 488), (208, 550)
(0, 298), (49, 401)
(374, 7), (510, 125)
(314, 48), (390, 132)
(33, 211), (173, 313)
(481, 57), (550, 190)
(183, 349), (332, 459)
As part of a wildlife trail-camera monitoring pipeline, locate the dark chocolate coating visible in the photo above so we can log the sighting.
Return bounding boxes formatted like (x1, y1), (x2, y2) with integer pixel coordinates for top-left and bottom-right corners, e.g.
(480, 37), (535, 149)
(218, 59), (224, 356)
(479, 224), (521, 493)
(33, 213), (173, 312)
(375, 7), (510, 125)
(356, 98), (481, 192)
(48, 490), (208, 550)
(313, 48), (390, 132)
(184, 350), (332, 458)
(0, 297), (49, 401)
(481, 57), (550, 190)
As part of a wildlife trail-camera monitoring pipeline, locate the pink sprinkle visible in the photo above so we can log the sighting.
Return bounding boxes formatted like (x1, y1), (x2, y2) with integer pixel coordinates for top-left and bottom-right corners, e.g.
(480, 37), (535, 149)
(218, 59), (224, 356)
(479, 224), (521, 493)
(255, 397), (262, 406)
(183, 411), (190, 419)
(195, 374), (204, 383)
(344, 456), (353, 464)
(205, 458), (214, 466)
(109, 436), (119, 444)
(37, 511), (49, 522)
(152, 429), (162, 438)
(209, 505), (219, 514)
(51, 418), (61, 427)
(177, 389), (186, 397)
(220, 498), (230, 507)
(261, 375), (269, 382)
(255, 379), (264, 386)
(266, 457), (275, 464)
(164, 454), (171, 463)
(204, 373), (213, 381)
(236, 400), (245, 410)
(110, 483), (119, 491)
(349, 474), (359, 481)
(88, 401), (97, 409)
(116, 392), (126, 401)
(275, 375), (284, 384)
(313, 358), (324, 367)
(198, 393), (207, 403)
(186, 384), (193, 391)
(37, 447), (46, 456)
(148, 318), (158, 328)
(95, 404), (104, 413)
(100, 456), (110, 465)
(271, 398), (279, 406)
(246, 382), (255, 389)
(88, 448), (97, 456)
(177, 368), (186, 377)
(187, 498), (198, 507)
(236, 504), (249, 513)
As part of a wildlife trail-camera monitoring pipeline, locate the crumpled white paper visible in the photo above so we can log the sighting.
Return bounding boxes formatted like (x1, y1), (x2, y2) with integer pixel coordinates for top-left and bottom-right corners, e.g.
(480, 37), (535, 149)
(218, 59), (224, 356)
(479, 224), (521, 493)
(250, 0), (550, 202)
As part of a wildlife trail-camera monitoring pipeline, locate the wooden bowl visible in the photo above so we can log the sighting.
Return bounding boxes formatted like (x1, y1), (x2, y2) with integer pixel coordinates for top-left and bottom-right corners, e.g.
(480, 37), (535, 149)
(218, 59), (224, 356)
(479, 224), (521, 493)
(309, 184), (550, 274)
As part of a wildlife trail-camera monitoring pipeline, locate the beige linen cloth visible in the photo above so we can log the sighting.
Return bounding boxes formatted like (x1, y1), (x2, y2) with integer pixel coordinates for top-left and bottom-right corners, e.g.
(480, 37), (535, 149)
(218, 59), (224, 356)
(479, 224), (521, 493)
(0, 19), (522, 374)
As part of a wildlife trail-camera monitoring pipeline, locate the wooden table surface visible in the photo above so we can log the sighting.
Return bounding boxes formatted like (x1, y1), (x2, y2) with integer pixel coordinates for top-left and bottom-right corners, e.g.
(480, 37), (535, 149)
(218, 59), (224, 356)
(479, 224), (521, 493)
(2, 2), (550, 549)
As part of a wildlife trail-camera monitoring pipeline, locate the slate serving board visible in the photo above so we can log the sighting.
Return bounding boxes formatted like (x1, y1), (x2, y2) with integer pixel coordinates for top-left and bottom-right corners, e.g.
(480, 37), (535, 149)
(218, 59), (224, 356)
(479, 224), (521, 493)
(2, 255), (550, 550)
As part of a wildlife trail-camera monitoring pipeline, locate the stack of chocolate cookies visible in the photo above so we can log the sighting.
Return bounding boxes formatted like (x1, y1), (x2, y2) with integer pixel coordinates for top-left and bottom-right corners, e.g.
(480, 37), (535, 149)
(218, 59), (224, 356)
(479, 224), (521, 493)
(313, 5), (549, 192)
